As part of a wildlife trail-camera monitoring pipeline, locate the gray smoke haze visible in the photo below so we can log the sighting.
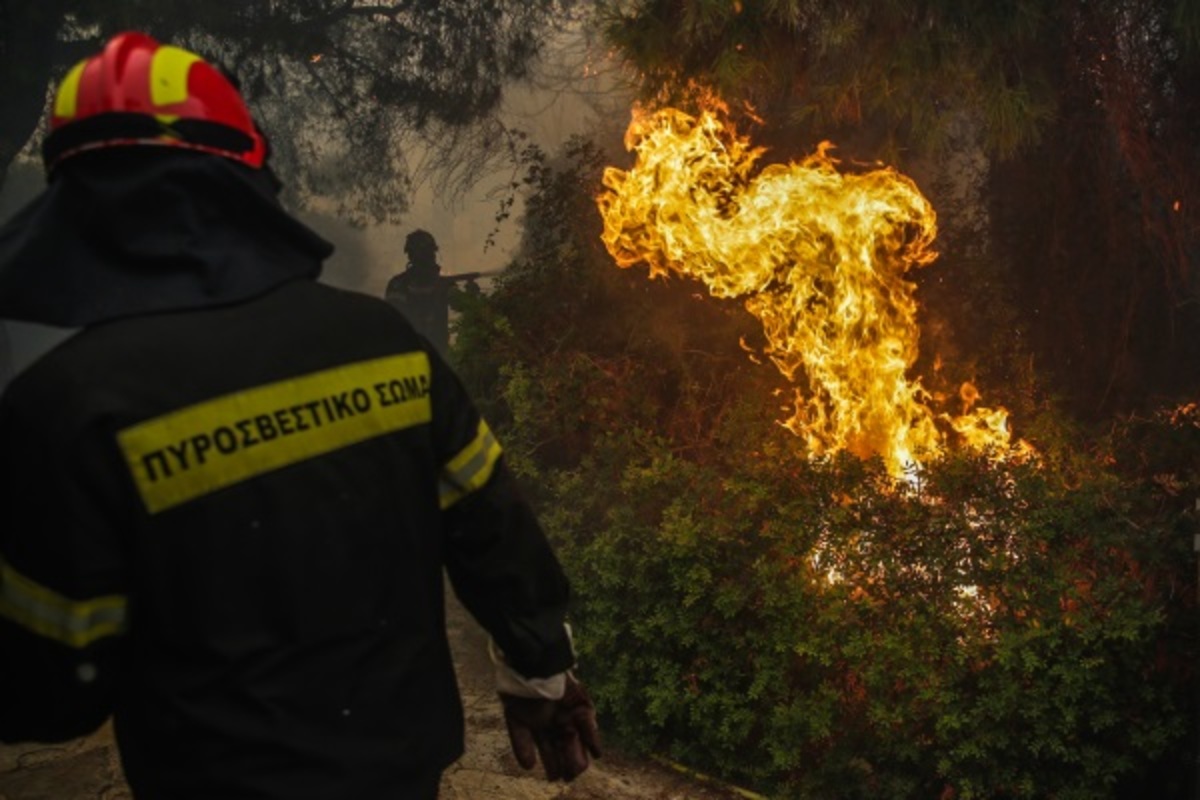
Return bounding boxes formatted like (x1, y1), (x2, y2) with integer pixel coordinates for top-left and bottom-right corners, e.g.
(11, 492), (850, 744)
(0, 16), (630, 391)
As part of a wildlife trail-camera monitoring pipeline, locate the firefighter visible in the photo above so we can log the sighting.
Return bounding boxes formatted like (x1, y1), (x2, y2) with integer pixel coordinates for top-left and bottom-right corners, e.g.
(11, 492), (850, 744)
(0, 31), (598, 800)
(385, 229), (453, 357)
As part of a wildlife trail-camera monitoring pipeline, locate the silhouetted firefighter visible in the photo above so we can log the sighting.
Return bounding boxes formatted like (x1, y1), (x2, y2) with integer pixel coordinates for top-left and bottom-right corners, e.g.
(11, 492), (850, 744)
(384, 230), (487, 358)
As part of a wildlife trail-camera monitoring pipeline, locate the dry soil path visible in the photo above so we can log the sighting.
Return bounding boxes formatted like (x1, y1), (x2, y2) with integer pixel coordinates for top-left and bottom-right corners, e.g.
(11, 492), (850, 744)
(0, 593), (748, 800)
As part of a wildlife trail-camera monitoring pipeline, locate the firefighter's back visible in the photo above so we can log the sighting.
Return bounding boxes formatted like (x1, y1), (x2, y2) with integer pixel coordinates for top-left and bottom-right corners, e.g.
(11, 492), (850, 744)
(10, 280), (465, 798)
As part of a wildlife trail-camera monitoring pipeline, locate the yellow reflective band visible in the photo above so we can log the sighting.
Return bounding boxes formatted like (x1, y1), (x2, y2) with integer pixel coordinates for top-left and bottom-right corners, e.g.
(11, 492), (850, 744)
(149, 46), (201, 107)
(0, 556), (127, 649)
(54, 60), (88, 120)
(118, 353), (433, 514)
(439, 419), (502, 509)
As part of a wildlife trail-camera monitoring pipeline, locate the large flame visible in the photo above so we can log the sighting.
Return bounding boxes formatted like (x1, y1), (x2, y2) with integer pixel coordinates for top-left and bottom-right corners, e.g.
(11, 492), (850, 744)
(597, 104), (1019, 475)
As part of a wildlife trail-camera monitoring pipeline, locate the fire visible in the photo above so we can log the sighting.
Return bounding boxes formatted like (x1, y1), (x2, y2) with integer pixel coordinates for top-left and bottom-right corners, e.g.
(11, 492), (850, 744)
(597, 103), (1021, 475)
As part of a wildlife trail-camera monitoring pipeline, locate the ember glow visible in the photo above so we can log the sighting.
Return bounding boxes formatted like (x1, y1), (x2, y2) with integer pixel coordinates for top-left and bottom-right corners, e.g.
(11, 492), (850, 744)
(597, 104), (1021, 475)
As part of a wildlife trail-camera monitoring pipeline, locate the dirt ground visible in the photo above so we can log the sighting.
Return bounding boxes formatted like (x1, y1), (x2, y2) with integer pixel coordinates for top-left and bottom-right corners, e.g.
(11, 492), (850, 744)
(0, 594), (750, 800)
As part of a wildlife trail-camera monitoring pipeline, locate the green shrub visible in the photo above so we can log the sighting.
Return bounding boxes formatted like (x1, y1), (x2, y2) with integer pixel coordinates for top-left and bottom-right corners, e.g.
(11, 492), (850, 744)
(535, 428), (1194, 799)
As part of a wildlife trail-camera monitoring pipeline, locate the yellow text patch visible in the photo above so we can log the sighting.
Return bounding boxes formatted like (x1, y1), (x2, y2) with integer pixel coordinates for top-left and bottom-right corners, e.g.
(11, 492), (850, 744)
(118, 353), (432, 514)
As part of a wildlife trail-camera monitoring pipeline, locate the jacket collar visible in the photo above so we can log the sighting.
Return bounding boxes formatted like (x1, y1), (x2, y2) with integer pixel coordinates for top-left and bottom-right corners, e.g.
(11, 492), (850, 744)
(0, 149), (333, 327)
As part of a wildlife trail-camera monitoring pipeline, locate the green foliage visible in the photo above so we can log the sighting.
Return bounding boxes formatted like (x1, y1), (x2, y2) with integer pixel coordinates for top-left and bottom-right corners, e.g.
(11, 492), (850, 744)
(541, 428), (1194, 800)
(455, 140), (1199, 799)
(595, 0), (1062, 163)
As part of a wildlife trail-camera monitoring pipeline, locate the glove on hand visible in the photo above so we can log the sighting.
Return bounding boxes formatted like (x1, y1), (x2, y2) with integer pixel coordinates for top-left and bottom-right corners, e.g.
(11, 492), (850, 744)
(500, 674), (601, 781)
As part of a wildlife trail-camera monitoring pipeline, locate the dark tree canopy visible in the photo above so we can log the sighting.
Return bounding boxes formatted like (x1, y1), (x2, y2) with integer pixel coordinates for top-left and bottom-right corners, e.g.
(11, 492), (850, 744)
(597, 0), (1200, 418)
(0, 0), (560, 224)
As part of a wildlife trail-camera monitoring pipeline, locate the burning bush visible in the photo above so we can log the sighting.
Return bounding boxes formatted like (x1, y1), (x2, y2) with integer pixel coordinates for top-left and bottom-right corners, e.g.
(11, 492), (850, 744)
(452, 140), (1197, 800)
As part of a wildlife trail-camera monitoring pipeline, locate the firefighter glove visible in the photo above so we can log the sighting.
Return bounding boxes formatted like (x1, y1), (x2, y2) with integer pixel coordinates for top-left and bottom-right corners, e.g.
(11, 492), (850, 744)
(500, 673), (601, 782)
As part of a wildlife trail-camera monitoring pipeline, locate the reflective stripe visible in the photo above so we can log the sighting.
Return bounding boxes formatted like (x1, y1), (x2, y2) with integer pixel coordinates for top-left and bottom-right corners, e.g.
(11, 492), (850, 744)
(118, 352), (433, 514)
(439, 419), (502, 509)
(0, 556), (127, 649)
(149, 46), (201, 107)
(54, 60), (88, 120)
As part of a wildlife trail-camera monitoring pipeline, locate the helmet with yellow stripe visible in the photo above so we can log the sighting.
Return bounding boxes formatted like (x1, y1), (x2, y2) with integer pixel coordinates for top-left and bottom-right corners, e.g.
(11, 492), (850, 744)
(42, 31), (267, 172)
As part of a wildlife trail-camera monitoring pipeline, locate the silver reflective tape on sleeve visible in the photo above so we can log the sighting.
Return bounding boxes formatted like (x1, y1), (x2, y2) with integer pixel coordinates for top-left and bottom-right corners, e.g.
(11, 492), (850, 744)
(439, 419), (502, 509)
(0, 556), (127, 648)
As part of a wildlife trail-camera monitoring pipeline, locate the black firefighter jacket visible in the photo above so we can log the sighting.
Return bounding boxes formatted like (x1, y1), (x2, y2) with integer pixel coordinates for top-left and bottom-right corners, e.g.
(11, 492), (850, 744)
(0, 152), (575, 799)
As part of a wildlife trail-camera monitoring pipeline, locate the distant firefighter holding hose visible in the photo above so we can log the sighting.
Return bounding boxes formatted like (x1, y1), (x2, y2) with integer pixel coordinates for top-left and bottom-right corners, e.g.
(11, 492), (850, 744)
(0, 30), (598, 800)
(385, 229), (485, 359)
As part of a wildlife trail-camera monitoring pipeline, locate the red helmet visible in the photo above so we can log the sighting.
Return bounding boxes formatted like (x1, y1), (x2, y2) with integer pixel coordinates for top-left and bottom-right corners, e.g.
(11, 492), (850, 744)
(42, 31), (266, 171)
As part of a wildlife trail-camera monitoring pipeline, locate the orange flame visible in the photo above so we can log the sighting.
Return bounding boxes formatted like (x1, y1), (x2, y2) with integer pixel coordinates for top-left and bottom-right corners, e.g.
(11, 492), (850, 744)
(597, 103), (1023, 475)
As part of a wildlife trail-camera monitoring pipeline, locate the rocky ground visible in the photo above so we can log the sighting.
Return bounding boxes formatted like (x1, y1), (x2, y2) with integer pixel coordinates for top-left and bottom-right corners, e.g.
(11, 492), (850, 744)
(0, 595), (750, 800)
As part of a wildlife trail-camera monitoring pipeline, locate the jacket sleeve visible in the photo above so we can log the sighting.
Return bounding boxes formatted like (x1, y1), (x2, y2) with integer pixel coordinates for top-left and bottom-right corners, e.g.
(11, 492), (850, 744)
(0, 389), (128, 743)
(428, 355), (575, 680)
